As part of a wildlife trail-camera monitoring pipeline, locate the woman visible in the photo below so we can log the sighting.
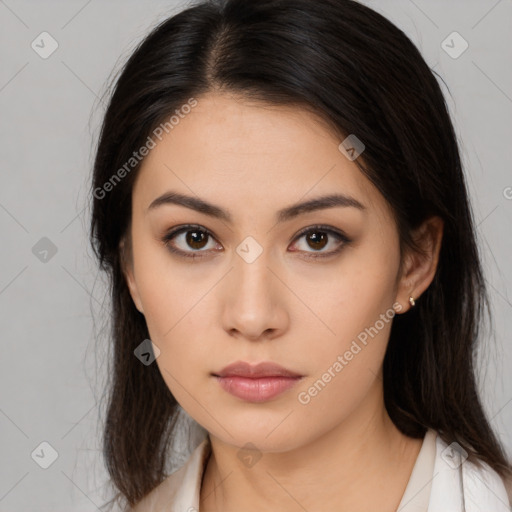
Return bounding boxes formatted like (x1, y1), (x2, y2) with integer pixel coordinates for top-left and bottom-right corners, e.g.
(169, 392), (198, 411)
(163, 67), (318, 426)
(89, 0), (512, 510)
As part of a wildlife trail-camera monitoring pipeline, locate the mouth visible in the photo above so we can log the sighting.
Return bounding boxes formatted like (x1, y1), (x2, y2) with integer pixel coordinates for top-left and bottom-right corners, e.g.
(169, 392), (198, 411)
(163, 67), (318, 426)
(212, 361), (304, 403)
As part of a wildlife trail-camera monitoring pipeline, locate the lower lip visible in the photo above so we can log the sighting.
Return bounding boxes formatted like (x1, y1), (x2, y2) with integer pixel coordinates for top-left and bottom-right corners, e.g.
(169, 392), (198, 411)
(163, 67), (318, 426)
(215, 375), (302, 402)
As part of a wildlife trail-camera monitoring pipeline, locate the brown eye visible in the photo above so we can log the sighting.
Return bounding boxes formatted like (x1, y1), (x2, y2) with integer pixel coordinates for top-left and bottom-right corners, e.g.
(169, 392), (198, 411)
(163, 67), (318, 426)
(291, 225), (351, 259)
(305, 231), (328, 251)
(185, 230), (209, 250)
(162, 225), (219, 259)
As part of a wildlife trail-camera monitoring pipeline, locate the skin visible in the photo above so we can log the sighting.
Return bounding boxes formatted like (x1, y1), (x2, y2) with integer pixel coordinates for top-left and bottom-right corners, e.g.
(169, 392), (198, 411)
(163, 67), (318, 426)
(123, 92), (444, 511)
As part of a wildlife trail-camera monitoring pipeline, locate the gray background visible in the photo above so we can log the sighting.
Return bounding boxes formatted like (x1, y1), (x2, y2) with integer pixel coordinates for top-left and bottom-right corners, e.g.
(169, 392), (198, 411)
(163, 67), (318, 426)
(1, 0), (511, 510)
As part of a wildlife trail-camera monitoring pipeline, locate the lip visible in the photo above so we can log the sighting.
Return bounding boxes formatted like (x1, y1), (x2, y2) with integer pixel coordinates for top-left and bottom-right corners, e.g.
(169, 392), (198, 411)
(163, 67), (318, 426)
(214, 361), (303, 379)
(212, 361), (304, 403)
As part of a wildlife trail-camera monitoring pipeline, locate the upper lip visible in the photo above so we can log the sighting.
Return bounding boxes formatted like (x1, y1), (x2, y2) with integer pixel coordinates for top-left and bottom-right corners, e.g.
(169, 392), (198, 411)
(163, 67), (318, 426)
(213, 361), (303, 378)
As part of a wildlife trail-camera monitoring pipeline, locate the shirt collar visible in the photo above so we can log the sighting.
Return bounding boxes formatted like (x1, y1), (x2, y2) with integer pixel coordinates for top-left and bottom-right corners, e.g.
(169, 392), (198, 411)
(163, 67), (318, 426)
(135, 428), (510, 511)
(171, 434), (211, 512)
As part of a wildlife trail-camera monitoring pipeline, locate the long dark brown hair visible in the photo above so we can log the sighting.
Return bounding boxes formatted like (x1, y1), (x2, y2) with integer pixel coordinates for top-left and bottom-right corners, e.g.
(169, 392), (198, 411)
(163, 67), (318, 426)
(88, 0), (512, 508)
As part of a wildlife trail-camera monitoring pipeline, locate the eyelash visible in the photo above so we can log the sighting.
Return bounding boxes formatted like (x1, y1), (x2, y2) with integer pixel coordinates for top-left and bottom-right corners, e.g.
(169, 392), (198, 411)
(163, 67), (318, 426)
(161, 224), (351, 261)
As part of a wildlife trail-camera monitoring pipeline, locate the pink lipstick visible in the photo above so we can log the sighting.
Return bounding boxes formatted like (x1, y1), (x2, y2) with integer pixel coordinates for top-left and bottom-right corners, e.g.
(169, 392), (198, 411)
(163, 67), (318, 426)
(213, 361), (303, 403)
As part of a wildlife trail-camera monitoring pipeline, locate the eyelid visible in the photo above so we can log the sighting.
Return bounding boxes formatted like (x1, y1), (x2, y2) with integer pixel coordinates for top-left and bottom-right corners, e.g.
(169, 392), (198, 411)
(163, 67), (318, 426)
(289, 224), (351, 259)
(161, 224), (218, 259)
(161, 223), (351, 260)
(292, 224), (348, 242)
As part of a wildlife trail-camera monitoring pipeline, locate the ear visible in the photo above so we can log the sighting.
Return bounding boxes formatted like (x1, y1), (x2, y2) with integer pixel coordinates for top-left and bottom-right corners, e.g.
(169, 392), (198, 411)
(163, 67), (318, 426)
(119, 236), (144, 315)
(394, 215), (444, 313)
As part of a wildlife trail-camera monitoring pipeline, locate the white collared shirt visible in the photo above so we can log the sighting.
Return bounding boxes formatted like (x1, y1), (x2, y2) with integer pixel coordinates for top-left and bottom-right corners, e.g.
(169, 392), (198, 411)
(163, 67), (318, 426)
(131, 428), (511, 511)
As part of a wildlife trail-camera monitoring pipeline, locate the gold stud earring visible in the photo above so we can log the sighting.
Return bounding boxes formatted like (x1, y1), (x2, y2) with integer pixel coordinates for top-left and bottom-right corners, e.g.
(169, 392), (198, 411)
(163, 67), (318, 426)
(409, 296), (416, 307)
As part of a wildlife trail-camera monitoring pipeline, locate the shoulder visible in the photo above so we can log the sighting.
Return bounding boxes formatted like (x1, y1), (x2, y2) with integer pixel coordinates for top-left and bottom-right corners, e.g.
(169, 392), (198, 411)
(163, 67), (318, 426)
(130, 464), (188, 512)
(130, 437), (211, 512)
(461, 456), (512, 509)
(431, 430), (511, 510)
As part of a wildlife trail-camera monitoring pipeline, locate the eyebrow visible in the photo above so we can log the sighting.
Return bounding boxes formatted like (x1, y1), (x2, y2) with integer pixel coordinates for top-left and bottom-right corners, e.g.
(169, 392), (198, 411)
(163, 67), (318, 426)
(146, 190), (366, 223)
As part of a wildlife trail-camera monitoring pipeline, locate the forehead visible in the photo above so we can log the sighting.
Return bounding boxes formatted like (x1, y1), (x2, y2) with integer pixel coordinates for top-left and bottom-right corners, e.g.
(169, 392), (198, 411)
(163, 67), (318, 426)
(132, 92), (384, 219)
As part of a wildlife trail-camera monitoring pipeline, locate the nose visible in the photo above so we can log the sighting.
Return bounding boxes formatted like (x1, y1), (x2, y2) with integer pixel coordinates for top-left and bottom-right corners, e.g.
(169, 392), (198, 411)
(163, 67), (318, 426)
(221, 253), (289, 342)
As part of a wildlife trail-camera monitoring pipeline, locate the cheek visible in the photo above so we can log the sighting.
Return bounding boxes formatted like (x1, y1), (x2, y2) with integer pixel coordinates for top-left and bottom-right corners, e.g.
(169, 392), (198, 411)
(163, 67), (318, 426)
(295, 280), (395, 427)
(143, 289), (211, 412)
(315, 250), (398, 343)
(138, 272), (205, 371)
(132, 255), (213, 390)
(132, 236), (190, 335)
(297, 245), (398, 391)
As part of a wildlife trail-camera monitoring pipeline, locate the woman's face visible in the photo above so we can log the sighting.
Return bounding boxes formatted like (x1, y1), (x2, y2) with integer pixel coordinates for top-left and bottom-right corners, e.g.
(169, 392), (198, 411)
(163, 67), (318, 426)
(123, 92), (417, 452)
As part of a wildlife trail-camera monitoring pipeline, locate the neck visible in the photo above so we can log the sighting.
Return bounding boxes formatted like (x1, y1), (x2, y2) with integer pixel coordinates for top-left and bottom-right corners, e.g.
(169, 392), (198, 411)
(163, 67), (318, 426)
(200, 381), (423, 512)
